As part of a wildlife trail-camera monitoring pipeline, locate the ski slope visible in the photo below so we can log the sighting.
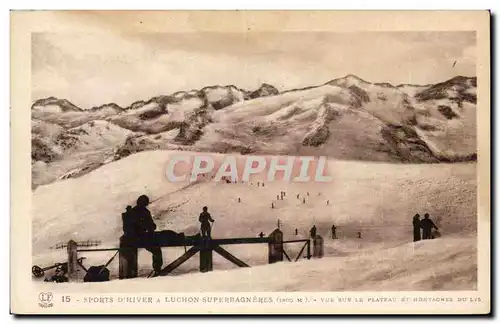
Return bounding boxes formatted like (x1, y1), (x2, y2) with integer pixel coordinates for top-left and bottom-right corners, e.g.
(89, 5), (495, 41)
(32, 150), (477, 291)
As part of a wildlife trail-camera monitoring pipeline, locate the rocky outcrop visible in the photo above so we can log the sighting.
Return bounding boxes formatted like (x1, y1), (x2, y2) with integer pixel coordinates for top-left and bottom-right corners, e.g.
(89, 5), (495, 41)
(247, 83), (279, 99)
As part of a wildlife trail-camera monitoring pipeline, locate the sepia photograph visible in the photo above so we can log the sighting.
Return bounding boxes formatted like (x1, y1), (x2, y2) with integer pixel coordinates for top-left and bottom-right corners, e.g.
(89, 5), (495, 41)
(10, 10), (490, 314)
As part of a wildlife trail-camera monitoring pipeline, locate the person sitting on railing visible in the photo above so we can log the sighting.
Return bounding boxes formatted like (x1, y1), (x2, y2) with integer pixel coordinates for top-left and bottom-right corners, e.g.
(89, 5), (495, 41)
(121, 195), (163, 276)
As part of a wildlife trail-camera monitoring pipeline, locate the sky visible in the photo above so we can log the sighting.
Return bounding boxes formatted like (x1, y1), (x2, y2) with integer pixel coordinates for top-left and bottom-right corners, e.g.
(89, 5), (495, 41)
(32, 31), (476, 109)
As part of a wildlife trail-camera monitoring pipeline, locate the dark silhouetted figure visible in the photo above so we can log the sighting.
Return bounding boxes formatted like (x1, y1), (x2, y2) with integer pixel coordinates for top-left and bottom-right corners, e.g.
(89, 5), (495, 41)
(122, 195), (163, 274)
(412, 214), (421, 242)
(327, 200), (329, 205)
(357, 232), (362, 239)
(277, 195), (280, 200)
(310, 225), (317, 238)
(199, 206), (214, 238)
(238, 197), (241, 203)
(295, 228), (298, 235)
(420, 213), (438, 240)
(259, 232), (264, 238)
(303, 198), (306, 204)
(262, 182), (265, 187)
(307, 192), (309, 196)
(331, 224), (337, 239)
(297, 194), (300, 199)
(271, 202), (275, 209)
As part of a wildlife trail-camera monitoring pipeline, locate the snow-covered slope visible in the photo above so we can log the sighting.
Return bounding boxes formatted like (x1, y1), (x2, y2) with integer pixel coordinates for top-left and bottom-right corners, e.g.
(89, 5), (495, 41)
(32, 150), (476, 290)
(31, 120), (132, 187)
(412, 76), (477, 160)
(43, 236), (476, 292)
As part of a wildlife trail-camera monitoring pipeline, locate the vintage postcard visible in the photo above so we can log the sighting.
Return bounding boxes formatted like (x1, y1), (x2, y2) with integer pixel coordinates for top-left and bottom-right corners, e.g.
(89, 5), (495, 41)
(10, 10), (490, 315)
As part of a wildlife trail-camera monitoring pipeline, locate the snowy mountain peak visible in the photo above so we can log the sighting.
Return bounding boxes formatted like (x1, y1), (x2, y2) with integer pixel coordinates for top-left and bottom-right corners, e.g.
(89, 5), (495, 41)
(32, 97), (83, 112)
(247, 83), (280, 99)
(31, 75), (477, 188)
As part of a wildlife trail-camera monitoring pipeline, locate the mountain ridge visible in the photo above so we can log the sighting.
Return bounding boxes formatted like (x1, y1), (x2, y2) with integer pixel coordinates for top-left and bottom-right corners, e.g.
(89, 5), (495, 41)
(31, 75), (476, 111)
(31, 74), (477, 188)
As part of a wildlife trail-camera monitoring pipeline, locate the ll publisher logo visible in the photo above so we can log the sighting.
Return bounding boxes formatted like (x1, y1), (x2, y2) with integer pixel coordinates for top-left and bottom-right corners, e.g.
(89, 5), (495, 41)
(38, 292), (54, 308)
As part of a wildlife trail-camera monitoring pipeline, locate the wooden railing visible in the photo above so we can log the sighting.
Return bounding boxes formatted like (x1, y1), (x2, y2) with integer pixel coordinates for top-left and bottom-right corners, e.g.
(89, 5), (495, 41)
(65, 228), (324, 282)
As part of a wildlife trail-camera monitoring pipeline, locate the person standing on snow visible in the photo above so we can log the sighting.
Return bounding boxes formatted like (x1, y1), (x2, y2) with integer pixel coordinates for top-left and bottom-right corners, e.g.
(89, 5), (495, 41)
(331, 224), (337, 239)
(199, 206), (215, 238)
(310, 225), (317, 239)
(420, 213), (438, 240)
(412, 214), (421, 242)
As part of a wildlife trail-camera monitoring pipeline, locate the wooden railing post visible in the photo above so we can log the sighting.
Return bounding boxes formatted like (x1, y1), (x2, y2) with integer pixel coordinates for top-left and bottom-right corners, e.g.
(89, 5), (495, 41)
(119, 236), (138, 279)
(67, 240), (78, 281)
(313, 235), (324, 258)
(199, 239), (213, 273)
(268, 228), (283, 264)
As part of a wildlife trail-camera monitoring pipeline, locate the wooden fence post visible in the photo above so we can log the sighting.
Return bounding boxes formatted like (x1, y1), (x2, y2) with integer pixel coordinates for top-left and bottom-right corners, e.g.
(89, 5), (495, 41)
(313, 235), (324, 258)
(268, 228), (283, 264)
(306, 240), (311, 259)
(119, 236), (138, 279)
(67, 240), (78, 281)
(199, 239), (213, 273)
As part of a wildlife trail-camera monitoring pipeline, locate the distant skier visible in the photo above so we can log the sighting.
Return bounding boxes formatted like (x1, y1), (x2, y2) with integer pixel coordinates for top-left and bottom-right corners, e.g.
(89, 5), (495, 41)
(357, 232), (362, 239)
(258, 232), (264, 238)
(295, 228), (298, 236)
(121, 195), (163, 275)
(310, 225), (317, 239)
(420, 213), (438, 240)
(331, 224), (337, 239)
(199, 206), (215, 238)
(412, 214), (421, 242)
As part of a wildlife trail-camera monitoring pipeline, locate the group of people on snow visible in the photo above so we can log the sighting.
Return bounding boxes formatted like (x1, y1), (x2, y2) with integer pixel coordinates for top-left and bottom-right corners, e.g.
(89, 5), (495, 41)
(120, 194), (441, 276)
(412, 213), (439, 241)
